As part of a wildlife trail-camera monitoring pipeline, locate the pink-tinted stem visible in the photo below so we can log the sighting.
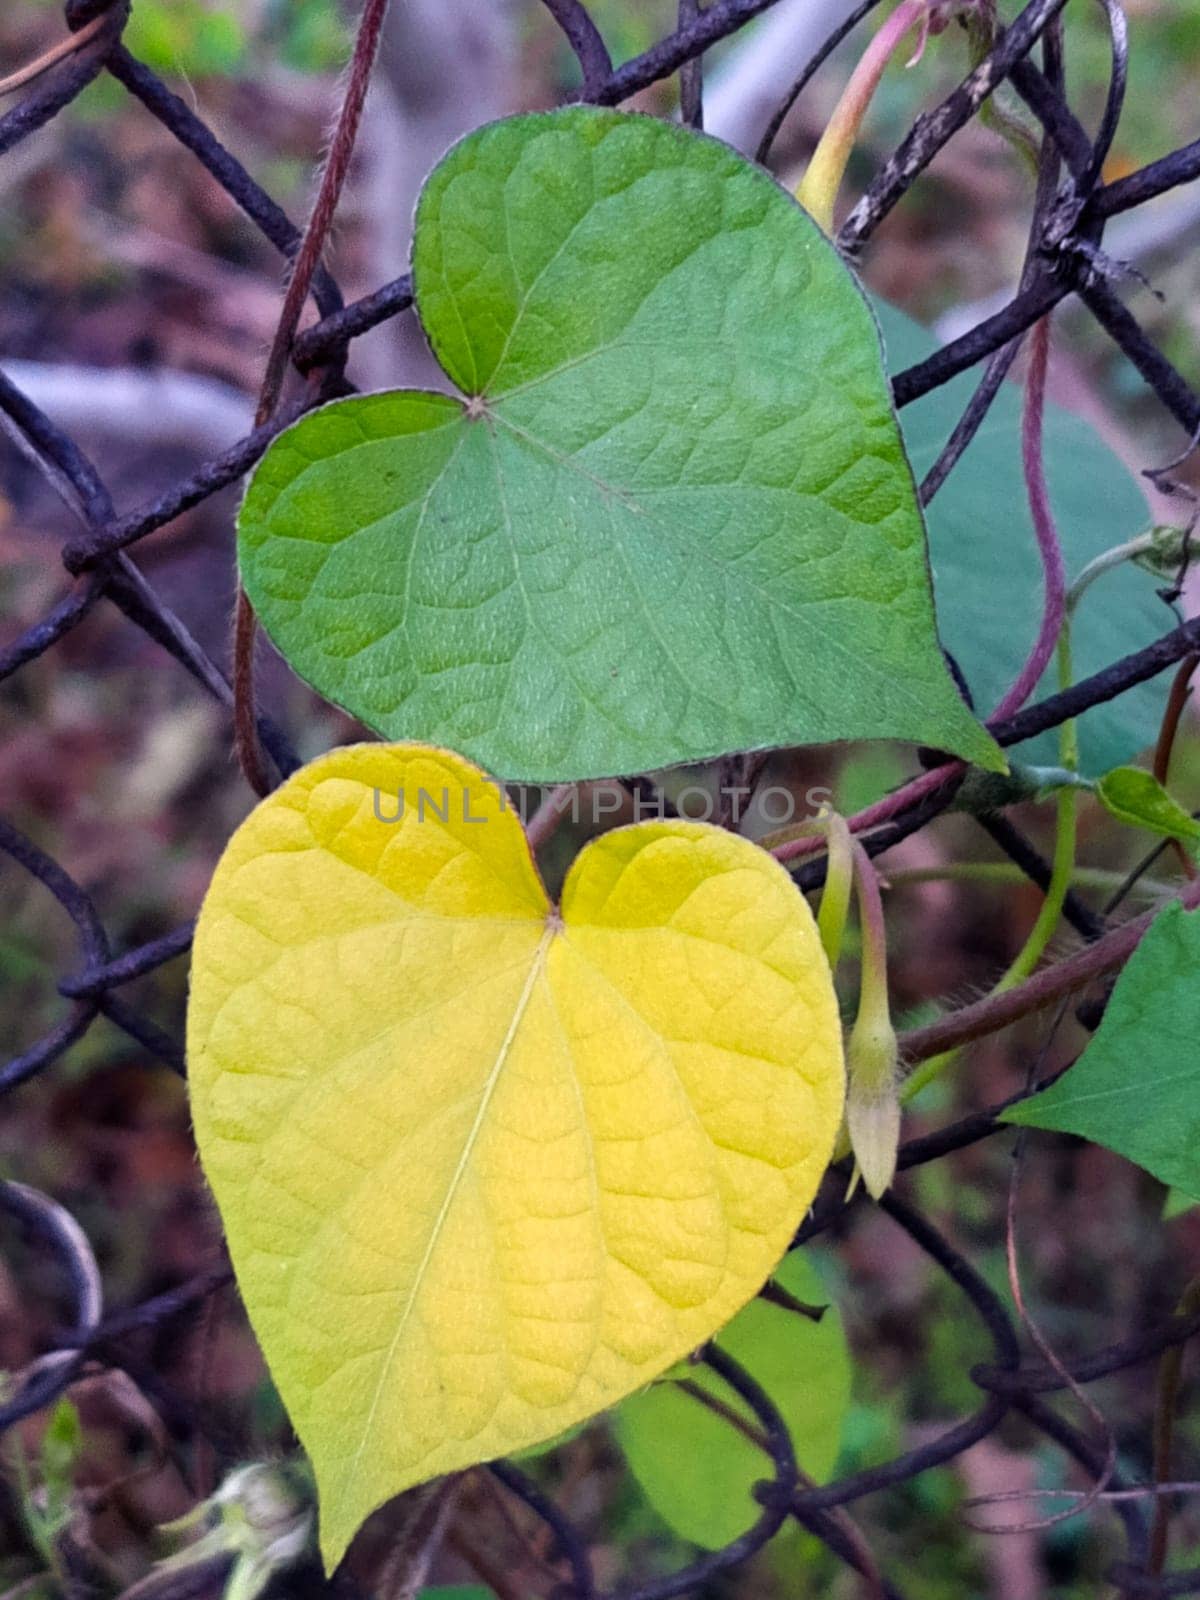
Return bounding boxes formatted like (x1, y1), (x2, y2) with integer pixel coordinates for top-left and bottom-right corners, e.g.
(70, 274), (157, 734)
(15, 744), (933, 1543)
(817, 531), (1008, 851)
(772, 761), (963, 865)
(989, 316), (1067, 723)
(798, 0), (930, 229)
(525, 784), (576, 853)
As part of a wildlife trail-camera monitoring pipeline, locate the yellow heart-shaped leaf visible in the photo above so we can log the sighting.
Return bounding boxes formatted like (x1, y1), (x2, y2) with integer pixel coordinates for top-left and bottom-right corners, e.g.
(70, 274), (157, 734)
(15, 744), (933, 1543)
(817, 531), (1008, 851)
(187, 744), (844, 1568)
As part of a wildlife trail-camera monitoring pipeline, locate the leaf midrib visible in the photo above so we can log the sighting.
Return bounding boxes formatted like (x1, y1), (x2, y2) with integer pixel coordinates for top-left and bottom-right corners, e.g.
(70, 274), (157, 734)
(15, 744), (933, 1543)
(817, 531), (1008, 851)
(340, 919), (558, 1507)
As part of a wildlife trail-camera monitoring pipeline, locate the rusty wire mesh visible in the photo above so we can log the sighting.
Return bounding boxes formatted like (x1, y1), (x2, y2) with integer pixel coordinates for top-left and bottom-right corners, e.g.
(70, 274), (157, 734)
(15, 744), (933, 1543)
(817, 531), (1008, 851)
(3, 0), (1200, 1595)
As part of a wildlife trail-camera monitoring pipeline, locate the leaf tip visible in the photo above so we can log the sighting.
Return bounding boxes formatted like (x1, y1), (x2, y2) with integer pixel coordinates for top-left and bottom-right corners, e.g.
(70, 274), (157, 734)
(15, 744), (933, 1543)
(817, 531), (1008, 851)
(969, 727), (1009, 777)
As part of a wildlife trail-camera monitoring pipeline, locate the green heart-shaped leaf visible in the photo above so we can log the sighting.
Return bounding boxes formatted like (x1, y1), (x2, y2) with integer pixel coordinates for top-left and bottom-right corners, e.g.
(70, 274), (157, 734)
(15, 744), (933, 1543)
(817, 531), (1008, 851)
(239, 109), (998, 783)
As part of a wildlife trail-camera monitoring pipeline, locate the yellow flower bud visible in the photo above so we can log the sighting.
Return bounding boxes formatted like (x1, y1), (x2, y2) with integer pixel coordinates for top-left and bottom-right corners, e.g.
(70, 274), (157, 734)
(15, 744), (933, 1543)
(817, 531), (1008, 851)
(846, 1012), (901, 1200)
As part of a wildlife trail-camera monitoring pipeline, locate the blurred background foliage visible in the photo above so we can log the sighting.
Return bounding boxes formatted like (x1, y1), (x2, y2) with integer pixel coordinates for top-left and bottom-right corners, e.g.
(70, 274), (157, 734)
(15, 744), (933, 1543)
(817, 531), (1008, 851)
(2, 2), (1200, 1596)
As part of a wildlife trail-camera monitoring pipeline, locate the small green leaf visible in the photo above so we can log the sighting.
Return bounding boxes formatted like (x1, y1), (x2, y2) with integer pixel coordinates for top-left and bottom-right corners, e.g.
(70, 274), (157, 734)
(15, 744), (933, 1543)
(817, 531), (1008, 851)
(1164, 1188), (1197, 1221)
(1095, 765), (1200, 844)
(240, 109), (998, 783)
(1004, 902), (1200, 1198)
(40, 1398), (82, 1488)
(612, 1251), (850, 1550)
(875, 305), (1166, 775)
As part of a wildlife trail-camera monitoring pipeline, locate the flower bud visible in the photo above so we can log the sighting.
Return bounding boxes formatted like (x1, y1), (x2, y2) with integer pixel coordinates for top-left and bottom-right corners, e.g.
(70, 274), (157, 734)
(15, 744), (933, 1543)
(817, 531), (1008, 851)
(150, 1460), (313, 1600)
(846, 1012), (901, 1200)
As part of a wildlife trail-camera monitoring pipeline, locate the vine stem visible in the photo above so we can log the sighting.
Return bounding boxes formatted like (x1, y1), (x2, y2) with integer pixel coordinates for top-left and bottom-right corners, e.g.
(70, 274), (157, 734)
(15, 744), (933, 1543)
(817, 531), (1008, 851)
(993, 315), (1077, 990)
(0, 13), (107, 96)
(989, 317), (1066, 724)
(771, 763), (961, 866)
(1150, 1276), (1200, 1573)
(996, 294), (1123, 1502)
(898, 873), (1200, 1066)
(233, 0), (393, 796)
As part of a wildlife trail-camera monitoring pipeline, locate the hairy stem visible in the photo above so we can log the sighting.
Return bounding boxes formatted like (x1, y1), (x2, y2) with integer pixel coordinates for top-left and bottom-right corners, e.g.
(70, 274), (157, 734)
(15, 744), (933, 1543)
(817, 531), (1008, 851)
(233, 0), (393, 796)
(899, 875), (1200, 1066)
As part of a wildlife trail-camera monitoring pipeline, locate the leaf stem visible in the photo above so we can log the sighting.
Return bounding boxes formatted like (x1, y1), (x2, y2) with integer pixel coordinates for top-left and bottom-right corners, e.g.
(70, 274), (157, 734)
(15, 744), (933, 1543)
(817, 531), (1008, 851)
(1066, 528), (1160, 609)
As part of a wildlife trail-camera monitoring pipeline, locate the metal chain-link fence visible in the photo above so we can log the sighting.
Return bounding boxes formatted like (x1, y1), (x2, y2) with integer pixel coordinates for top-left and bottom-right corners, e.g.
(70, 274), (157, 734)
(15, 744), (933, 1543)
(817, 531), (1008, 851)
(4, 1), (1200, 1595)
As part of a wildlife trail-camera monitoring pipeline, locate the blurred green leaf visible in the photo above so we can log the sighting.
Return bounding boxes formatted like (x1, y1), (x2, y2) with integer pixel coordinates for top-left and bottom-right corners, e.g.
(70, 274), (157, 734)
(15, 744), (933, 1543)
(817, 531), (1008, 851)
(124, 2), (247, 77)
(268, 0), (350, 74)
(40, 1399), (82, 1493)
(613, 1251), (851, 1550)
